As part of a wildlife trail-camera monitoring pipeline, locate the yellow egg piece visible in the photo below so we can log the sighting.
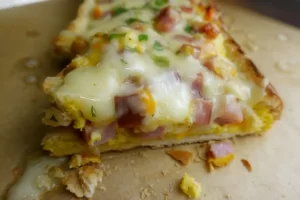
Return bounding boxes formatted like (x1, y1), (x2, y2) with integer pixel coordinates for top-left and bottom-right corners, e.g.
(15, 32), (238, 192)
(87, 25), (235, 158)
(180, 173), (202, 199)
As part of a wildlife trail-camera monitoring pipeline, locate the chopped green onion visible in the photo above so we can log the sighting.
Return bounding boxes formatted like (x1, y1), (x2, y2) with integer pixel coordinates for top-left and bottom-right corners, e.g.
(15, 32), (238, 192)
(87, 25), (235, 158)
(121, 58), (128, 64)
(184, 25), (193, 34)
(112, 6), (128, 16)
(151, 55), (170, 68)
(149, 0), (168, 10)
(153, 40), (163, 51)
(91, 106), (96, 117)
(108, 33), (125, 40)
(138, 34), (149, 41)
(125, 18), (143, 25)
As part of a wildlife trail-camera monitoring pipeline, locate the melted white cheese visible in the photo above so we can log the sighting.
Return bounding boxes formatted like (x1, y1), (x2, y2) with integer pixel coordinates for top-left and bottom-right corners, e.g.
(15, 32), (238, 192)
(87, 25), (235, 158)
(7, 156), (66, 200)
(149, 71), (191, 123)
(47, 0), (267, 126)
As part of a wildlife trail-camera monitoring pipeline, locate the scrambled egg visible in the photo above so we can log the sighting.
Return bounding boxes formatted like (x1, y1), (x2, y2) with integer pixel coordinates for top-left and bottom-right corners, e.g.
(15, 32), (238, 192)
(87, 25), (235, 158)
(180, 173), (202, 198)
(208, 154), (234, 168)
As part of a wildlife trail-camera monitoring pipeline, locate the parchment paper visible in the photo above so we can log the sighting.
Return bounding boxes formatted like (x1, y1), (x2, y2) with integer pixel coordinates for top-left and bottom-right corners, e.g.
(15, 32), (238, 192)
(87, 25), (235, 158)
(0, 1), (300, 199)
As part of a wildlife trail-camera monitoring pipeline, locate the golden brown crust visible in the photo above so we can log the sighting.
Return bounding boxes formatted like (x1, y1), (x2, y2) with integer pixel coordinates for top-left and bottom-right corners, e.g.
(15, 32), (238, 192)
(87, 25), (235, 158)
(219, 25), (283, 120)
(53, 0), (96, 59)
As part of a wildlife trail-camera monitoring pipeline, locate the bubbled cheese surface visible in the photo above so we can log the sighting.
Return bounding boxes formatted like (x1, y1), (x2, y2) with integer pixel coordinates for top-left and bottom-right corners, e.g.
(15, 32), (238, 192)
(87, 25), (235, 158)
(46, 0), (267, 126)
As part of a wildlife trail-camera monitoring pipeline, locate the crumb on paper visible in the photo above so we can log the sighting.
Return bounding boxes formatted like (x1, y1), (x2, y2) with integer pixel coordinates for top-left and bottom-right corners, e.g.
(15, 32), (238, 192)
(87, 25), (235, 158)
(180, 173), (201, 198)
(138, 151), (148, 158)
(140, 188), (150, 199)
(163, 190), (170, 200)
(130, 160), (135, 164)
(113, 165), (119, 171)
(161, 169), (170, 176)
(174, 163), (181, 168)
(274, 60), (298, 73)
(140, 184), (156, 199)
(277, 33), (288, 41)
(225, 194), (232, 199)
(167, 149), (194, 165)
(140, 188), (151, 199)
(244, 40), (259, 52)
(98, 185), (107, 191)
(69, 154), (101, 168)
(100, 163), (112, 176)
(194, 157), (202, 163)
(12, 167), (22, 179)
(231, 136), (238, 145)
(62, 165), (103, 198)
(241, 159), (252, 172)
(196, 145), (207, 162)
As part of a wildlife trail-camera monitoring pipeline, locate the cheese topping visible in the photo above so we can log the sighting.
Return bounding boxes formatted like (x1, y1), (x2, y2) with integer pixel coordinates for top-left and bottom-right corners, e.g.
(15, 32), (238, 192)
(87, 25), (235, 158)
(45, 0), (267, 131)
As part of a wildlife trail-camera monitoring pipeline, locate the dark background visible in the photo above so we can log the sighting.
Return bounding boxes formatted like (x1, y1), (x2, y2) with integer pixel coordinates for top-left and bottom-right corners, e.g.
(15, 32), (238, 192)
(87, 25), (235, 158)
(235, 0), (300, 28)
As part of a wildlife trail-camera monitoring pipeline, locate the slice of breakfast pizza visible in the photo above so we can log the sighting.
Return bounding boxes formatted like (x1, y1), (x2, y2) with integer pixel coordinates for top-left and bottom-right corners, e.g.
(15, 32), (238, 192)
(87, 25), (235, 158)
(42, 0), (283, 157)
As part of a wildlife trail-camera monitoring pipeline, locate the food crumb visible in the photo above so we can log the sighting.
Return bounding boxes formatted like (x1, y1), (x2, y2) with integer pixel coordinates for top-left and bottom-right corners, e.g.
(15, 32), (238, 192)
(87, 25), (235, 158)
(12, 167), (22, 178)
(241, 159), (252, 172)
(23, 75), (38, 84)
(225, 194), (232, 199)
(167, 149), (194, 165)
(174, 163), (181, 168)
(99, 185), (107, 191)
(130, 160), (135, 164)
(138, 151), (148, 158)
(277, 33), (288, 41)
(244, 40), (259, 52)
(161, 169), (170, 176)
(163, 191), (170, 200)
(140, 188), (151, 199)
(100, 164), (112, 176)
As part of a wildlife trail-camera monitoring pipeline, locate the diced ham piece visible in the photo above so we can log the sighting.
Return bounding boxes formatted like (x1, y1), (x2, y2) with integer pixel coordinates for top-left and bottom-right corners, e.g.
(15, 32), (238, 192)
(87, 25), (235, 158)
(154, 7), (181, 32)
(115, 94), (146, 128)
(205, 6), (221, 21)
(130, 22), (145, 31)
(193, 98), (212, 125)
(191, 73), (204, 98)
(174, 35), (194, 43)
(180, 6), (193, 13)
(209, 141), (234, 158)
(215, 95), (244, 125)
(84, 122), (117, 145)
(201, 23), (219, 39)
(190, 73), (212, 125)
(92, 6), (102, 19)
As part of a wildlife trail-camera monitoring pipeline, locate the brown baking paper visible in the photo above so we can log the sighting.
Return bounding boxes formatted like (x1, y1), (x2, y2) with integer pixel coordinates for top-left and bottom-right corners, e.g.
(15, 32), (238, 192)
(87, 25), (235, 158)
(1, 1), (300, 199)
